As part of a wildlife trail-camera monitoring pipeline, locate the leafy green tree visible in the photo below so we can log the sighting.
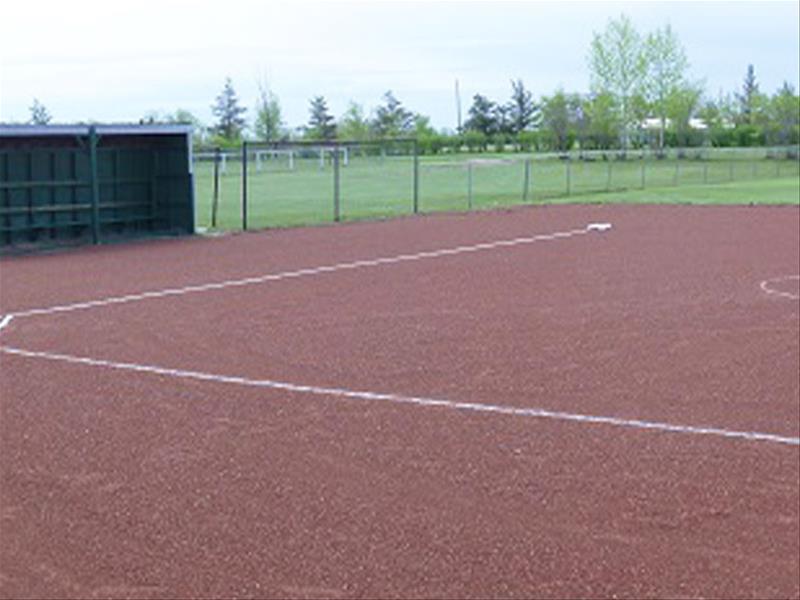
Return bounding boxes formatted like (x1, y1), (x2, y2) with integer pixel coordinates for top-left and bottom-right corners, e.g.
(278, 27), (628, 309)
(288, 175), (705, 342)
(573, 96), (592, 151)
(413, 116), (444, 154)
(584, 92), (620, 149)
(417, 132), (448, 155)
(588, 14), (648, 148)
(29, 99), (52, 125)
(170, 109), (207, 145)
(211, 78), (247, 141)
(644, 24), (691, 149)
(412, 113), (436, 137)
(462, 130), (488, 152)
(698, 94), (737, 146)
(306, 95), (336, 140)
(764, 82), (800, 145)
(338, 102), (371, 141)
(540, 89), (581, 151)
(140, 109), (207, 145)
(444, 133), (463, 153)
(464, 94), (498, 137)
(171, 108), (200, 125)
(254, 80), (284, 142)
(371, 91), (414, 137)
(734, 123), (765, 147)
(517, 130), (540, 152)
(666, 84), (703, 147)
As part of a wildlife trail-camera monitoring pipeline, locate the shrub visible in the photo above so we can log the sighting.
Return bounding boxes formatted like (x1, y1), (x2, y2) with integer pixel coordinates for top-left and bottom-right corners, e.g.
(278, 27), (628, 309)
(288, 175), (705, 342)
(463, 131), (488, 152)
(516, 131), (540, 152)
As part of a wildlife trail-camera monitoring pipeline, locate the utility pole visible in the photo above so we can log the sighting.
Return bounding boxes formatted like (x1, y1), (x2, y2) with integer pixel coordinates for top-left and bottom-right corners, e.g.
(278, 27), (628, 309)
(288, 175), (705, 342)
(455, 78), (463, 134)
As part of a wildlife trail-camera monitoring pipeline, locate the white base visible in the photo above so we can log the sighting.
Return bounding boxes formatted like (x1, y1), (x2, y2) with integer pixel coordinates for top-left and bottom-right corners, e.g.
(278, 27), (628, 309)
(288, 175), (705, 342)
(586, 222), (613, 232)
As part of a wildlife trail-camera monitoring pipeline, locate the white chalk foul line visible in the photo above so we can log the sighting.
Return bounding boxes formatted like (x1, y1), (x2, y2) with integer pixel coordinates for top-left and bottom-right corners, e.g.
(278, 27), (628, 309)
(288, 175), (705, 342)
(760, 275), (800, 300)
(2, 345), (797, 447)
(6, 225), (600, 320)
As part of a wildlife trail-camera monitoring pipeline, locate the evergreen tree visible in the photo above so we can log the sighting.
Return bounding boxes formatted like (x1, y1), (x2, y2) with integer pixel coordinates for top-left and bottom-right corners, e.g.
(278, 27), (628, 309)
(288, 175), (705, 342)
(508, 80), (538, 134)
(307, 96), (336, 140)
(492, 103), (512, 137)
(29, 99), (52, 125)
(211, 78), (247, 141)
(371, 91), (414, 137)
(736, 64), (760, 125)
(464, 94), (498, 136)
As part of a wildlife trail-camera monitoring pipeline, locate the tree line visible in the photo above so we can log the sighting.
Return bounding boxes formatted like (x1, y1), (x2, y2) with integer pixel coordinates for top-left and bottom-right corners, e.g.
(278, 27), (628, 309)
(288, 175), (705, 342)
(25, 15), (800, 153)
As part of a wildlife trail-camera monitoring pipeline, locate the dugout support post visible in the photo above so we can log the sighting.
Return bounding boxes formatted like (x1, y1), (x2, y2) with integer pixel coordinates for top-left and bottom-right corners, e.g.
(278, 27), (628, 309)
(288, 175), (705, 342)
(88, 126), (101, 244)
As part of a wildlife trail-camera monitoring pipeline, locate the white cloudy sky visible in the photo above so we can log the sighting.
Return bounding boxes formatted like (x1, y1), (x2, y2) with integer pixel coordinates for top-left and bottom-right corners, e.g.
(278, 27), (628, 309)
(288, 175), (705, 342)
(1, 0), (798, 131)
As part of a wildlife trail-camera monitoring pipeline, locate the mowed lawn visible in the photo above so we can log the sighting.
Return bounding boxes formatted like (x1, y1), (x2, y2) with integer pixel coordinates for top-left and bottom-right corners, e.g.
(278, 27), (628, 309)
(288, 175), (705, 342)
(551, 176), (800, 205)
(193, 154), (800, 230)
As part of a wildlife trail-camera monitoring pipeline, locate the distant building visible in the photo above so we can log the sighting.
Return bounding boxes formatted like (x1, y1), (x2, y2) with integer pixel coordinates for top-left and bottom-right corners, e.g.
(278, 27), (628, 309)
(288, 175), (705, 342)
(641, 117), (708, 131)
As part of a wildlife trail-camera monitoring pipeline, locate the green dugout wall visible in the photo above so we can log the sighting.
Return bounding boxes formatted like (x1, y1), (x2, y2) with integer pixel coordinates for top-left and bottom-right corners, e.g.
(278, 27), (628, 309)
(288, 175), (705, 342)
(0, 124), (194, 252)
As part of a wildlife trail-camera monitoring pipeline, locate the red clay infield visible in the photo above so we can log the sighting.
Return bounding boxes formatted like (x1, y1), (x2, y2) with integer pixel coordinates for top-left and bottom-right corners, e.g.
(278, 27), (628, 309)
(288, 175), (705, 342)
(0, 204), (798, 599)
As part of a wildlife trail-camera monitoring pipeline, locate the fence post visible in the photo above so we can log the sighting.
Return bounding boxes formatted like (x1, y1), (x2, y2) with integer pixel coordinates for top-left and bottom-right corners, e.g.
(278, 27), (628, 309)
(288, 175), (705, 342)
(640, 157), (646, 189)
(413, 140), (420, 214)
(467, 162), (473, 209)
(241, 141), (248, 230)
(522, 159), (531, 202)
(333, 144), (341, 222)
(88, 126), (100, 244)
(211, 147), (220, 228)
(566, 159), (571, 196)
(606, 159), (612, 191)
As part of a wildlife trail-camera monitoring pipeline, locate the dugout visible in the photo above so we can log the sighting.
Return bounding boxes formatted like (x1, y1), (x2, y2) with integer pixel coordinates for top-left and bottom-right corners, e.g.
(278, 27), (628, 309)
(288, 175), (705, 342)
(0, 124), (194, 252)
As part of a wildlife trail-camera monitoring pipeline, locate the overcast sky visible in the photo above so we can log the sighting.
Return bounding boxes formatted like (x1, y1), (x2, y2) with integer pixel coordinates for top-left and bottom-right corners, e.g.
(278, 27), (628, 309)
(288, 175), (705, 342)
(1, 0), (798, 131)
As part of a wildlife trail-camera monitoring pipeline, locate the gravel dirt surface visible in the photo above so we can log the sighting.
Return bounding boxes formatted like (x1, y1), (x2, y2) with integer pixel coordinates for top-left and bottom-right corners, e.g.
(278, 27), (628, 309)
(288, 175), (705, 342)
(1, 204), (798, 599)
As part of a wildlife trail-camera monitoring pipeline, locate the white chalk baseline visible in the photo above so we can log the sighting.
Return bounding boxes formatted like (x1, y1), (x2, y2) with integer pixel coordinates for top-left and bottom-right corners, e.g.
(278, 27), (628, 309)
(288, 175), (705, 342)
(2, 223), (798, 447)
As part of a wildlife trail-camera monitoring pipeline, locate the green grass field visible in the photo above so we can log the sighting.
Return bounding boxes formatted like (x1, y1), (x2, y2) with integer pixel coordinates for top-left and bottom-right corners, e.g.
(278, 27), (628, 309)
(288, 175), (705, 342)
(194, 154), (800, 230)
(553, 176), (800, 205)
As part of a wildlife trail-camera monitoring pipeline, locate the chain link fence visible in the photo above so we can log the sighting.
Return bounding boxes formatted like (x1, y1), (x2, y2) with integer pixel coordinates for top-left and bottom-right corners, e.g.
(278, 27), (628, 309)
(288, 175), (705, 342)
(193, 143), (800, 231)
